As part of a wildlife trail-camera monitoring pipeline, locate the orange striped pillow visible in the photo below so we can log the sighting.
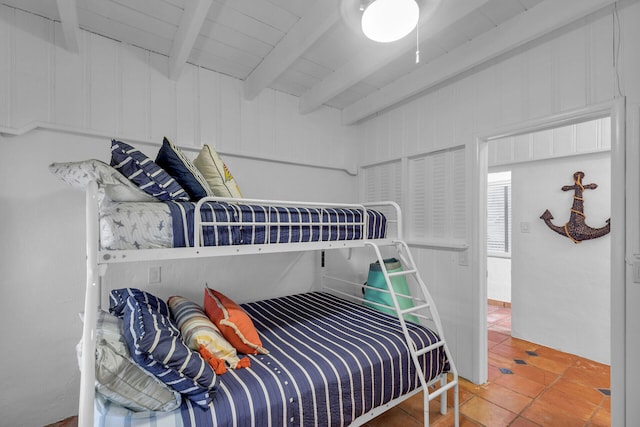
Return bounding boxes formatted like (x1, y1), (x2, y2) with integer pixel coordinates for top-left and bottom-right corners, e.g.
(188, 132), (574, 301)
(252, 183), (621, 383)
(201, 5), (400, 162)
(203, 287), (268, 355)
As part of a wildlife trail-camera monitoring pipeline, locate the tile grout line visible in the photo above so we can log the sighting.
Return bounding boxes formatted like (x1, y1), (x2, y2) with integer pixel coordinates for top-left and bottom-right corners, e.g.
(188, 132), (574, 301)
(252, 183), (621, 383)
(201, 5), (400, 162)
(506, 362), (569, 426)
(584, 392), (610, 427)
(489, 307), (566, 427)
(490, 305), (606, 427)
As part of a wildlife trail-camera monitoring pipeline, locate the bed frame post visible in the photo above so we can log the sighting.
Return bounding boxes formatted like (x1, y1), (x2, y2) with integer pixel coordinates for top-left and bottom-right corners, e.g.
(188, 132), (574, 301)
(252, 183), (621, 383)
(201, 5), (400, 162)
(78, 180), (100, 427)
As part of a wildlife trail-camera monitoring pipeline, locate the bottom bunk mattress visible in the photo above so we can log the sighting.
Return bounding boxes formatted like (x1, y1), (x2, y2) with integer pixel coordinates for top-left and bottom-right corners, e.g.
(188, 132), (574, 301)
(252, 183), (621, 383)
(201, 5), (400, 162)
(95, 292), (449, 427)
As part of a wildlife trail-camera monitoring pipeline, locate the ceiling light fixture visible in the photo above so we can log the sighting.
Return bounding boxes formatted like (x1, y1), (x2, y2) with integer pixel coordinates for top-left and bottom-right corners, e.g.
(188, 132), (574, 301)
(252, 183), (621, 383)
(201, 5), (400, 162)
(361, 0), (419, 43)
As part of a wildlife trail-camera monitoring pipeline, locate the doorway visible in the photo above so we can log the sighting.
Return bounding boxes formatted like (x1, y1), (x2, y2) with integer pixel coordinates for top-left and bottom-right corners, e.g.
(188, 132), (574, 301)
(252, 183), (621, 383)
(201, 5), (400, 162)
(486, 170), (512, 346)
(486, 170), (512, 311)
(471, 98), (626, 421)
(486, 118), (611, 364)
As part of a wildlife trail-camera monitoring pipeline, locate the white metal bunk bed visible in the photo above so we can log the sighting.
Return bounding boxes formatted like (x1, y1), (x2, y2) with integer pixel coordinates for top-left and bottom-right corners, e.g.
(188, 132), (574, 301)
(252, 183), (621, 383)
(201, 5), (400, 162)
(80, 180), (459, 427)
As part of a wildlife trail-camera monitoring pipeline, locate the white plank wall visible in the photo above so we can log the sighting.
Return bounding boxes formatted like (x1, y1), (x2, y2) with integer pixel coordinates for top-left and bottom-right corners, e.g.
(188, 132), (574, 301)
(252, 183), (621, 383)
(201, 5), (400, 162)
(356, 3), (638, 390)
(0, 6), (359, 426)
(488, 117), (611, 166)
(0, 5), (356, 173)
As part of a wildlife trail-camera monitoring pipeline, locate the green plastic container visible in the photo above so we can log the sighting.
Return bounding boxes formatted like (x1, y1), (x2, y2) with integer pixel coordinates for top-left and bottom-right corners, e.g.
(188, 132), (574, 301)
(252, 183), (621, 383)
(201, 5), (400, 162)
(364, 258), (419, 323)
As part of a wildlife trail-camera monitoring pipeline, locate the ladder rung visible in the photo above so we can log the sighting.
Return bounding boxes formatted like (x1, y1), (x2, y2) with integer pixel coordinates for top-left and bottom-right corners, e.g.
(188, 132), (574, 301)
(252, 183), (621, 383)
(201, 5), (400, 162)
(376, 241), (403, 247)
(414, 340), (445, 357)
(401, 303), (430, 314)
(388, 269), (417, 277)
(426, 379), (457, 401)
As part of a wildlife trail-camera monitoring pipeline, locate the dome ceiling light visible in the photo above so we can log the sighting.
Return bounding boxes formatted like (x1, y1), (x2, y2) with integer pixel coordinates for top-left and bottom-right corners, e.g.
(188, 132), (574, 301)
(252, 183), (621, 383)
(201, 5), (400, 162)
(340, 0), (441, 65)
(361, 0), (420, 43)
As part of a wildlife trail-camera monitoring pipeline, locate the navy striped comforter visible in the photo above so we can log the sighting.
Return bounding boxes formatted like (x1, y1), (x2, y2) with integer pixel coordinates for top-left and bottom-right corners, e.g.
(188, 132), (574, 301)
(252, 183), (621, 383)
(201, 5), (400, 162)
(165, 201), (387, 247)
(179, 292), (449, 427)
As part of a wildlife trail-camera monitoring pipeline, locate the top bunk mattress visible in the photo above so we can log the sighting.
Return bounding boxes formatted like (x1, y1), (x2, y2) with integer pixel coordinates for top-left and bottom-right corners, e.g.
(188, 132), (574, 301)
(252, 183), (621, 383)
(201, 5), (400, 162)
(100, 201), (387, 250)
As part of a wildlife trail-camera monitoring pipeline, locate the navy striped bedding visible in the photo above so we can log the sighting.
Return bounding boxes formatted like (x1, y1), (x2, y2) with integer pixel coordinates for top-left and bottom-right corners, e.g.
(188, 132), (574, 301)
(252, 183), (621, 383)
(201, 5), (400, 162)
(165, 201), (387, 247)
(95, 292), (449, 427)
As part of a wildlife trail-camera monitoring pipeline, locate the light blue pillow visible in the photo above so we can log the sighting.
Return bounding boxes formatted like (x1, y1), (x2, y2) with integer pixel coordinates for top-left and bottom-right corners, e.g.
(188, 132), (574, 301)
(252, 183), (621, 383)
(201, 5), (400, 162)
(78, 310), (181, 412)
(156, 137), (213, 200)
(110, 139), (189, 201)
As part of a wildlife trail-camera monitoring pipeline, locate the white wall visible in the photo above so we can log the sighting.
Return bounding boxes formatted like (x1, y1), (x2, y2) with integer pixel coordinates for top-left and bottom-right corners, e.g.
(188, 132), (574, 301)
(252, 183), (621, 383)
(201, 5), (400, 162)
(0, 6), (358, 426)
(511, 153), (611, 364)
(356, 2), (640, 424)
(487, 257), (511, 303)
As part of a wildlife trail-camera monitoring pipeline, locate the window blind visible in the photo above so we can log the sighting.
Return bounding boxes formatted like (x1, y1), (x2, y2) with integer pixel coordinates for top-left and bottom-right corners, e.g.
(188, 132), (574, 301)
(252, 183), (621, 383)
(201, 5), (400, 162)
(362, 160), (402, 218)
(408, 147), (466, 241)
(487, 177), (511, 254)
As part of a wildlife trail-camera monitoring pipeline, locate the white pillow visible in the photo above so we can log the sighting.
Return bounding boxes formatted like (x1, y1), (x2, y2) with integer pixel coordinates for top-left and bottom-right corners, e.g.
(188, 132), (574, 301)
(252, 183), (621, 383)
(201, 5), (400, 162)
(49, 159), (157, 203)
(77, 310), (181, 412)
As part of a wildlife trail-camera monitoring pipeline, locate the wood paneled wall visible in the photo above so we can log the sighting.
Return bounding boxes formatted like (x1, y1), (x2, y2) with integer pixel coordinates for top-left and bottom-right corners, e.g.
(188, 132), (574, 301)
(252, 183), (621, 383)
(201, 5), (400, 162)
(0, 5), (357, 173)
(488, 117), (611, 166)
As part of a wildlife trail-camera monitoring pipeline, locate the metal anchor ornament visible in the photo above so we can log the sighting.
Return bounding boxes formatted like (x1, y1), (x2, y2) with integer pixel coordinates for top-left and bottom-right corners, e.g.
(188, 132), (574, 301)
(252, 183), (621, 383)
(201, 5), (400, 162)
(539, 171), (610, 243)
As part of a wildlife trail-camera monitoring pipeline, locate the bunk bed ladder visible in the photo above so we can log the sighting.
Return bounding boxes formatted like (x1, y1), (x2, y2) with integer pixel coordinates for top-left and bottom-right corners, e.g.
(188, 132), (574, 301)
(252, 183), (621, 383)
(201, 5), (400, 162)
(366, 240), (459, 427)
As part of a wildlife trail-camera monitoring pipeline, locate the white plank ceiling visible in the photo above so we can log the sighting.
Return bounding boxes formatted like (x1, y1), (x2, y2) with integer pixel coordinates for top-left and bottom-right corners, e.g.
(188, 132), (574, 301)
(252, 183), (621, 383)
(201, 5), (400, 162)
(1, 0), (616, 124)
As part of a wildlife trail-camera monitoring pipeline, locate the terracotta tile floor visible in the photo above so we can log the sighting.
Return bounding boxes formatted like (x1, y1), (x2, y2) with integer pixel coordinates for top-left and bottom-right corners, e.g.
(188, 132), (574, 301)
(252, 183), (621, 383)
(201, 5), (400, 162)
(366, 304), (611, 427)
(49, 305), (611, 427)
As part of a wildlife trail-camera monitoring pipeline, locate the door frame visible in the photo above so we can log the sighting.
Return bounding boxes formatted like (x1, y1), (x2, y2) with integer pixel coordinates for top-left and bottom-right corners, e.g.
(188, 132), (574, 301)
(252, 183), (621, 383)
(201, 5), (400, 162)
(470, 97), (626, 422)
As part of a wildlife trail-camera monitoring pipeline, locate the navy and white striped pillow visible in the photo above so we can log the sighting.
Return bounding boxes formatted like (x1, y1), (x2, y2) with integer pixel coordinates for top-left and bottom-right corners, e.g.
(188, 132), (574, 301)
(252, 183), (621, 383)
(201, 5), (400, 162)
(156, 137), (213, 200)
(109, 288), (170, 318)
(110, 139), (189, 201)
(118, 290), (218, 407)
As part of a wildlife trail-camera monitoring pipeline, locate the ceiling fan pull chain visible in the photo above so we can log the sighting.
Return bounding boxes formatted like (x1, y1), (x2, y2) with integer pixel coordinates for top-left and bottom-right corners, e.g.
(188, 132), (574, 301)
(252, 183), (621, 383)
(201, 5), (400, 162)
(416, 8), (420, 64)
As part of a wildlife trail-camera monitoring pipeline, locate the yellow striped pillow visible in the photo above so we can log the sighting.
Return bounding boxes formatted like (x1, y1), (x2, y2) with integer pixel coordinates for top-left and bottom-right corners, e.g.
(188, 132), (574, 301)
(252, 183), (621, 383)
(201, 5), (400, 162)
(168, 295), (249, 374)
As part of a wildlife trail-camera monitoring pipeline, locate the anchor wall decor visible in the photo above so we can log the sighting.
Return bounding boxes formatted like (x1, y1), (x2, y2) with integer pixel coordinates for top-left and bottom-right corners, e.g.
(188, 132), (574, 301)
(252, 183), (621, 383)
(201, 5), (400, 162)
(540, 171), (610, 243)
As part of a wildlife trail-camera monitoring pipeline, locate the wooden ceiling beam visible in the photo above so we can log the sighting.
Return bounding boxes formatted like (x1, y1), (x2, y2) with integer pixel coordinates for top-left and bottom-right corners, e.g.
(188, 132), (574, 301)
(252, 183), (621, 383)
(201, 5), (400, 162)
(56, 0), (81, 53)
(298, 0), (491, 115)
(169, 0), (213, 80)
(341, 0), (616, 125)
(243, 0), (340, 101)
